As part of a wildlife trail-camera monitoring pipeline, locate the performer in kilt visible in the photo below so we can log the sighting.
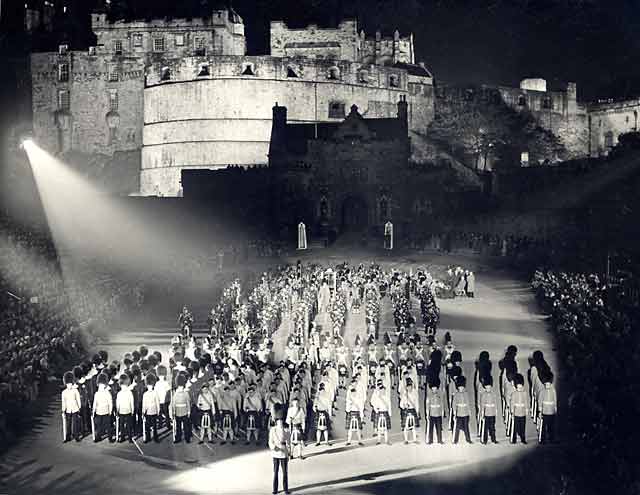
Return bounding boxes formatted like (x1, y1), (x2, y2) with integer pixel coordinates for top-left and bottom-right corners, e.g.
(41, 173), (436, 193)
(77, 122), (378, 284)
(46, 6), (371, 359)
(313, 382), (332, 446)
(399, 378), (420, 444)
(345, 383), (364, 446)
(370, 380), (392, 445)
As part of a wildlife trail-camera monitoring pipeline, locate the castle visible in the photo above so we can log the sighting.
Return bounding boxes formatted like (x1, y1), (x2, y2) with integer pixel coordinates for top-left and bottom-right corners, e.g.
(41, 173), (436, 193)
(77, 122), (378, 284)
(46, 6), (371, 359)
(26, 5), (640, 197)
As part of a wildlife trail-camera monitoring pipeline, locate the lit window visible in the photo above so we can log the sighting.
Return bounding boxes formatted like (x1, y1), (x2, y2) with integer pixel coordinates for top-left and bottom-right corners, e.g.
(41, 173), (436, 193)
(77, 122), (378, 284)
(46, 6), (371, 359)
(175, 34), (184, 47)
(58, 63), (69, 82)
(109, 90), (118, 111)
(58, 44), (68, 54)
(194, 37), (206, 56)
(133, 34), (143, 48)
(154, 37), (165, 52)
(114, 39), (123, 55)
(520, 151), (529, 165)
(58, 90), (70, 111)
(108, 67), (118, 82)
(328, 101), (345, 119)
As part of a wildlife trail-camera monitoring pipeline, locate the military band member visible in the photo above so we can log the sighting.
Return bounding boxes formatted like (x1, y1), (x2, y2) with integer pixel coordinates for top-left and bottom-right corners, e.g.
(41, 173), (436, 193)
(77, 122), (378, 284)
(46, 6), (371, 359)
(425, 379), (445, 444)
(116, 373), (135, 443)
(509, 373), (528, 444)
(244, 383), (264, 445)
(345, 383), (365, 446)
(313, 382), (332, 446)
(370, 380), (392, 445)
(154, 365), (171, 429)
(286, 396), (306, 460)
(196, 381), (216, 444)
(478, 376), (499, 444)
(92, 372), (113, 442)
(62, 371), (82, 442)
(73, 365), (90, 437)
(142, 373), (160, 443)
(400, 378), (420, 444)
(171, 374), (192, 443)
(538, 372), (557, 444)
(336, 340), (350, 390)
(451, 376), (472, 444)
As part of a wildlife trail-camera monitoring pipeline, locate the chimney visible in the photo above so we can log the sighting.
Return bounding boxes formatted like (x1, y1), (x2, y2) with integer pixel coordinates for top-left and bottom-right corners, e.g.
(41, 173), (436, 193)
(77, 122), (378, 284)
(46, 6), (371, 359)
(397, 95), (408, 133)
(268, 102), (288, 164)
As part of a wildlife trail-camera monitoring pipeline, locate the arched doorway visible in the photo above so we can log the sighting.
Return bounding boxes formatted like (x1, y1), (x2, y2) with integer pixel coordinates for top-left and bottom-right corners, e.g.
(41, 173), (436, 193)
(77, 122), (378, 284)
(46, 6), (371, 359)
(341, 196), (368, 232)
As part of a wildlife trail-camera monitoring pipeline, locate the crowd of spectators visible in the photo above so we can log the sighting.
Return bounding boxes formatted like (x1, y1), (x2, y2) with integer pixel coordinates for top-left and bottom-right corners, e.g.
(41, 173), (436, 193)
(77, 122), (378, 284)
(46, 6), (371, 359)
(532, 270), (640, 495)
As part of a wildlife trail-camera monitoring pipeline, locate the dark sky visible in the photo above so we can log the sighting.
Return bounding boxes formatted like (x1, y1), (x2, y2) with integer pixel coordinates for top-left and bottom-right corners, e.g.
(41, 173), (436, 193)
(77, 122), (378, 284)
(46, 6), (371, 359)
(3, 0), (640, 101)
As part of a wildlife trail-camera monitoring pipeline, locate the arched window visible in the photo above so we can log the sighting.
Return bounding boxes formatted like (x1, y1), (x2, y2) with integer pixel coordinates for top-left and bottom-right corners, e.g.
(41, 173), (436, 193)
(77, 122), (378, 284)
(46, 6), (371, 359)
(327, 66), (340, 80)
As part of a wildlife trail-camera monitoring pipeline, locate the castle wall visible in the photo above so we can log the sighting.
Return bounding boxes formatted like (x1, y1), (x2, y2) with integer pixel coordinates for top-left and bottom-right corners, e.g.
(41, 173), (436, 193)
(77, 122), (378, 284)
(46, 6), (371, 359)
(91, 11), (246, 58)
(497, 83), (588, 158)
(141, 56), (434, 196)
(270, 20), (358, 61)
(31, 51), (144, 156)
(588, 100), (640, 156)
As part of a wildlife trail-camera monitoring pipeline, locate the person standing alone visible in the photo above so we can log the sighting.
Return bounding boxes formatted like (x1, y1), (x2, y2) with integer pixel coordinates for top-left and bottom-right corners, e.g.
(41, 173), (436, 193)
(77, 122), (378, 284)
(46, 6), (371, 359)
(269, 404), (291, 494)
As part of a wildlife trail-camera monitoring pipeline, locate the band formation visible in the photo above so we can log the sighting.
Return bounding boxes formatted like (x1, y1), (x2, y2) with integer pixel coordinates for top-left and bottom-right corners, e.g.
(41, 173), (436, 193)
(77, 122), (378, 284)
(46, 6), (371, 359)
(60, 261), (557, 455)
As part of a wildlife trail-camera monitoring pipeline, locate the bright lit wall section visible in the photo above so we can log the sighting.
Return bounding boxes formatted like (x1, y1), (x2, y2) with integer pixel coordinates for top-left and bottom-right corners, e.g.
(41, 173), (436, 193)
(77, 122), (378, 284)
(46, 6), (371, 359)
(141, 56), (434, 196)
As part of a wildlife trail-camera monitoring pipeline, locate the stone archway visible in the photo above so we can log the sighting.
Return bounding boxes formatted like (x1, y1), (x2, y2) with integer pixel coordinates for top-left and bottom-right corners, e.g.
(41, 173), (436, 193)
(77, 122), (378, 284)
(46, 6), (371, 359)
(341, 196), (368, 232)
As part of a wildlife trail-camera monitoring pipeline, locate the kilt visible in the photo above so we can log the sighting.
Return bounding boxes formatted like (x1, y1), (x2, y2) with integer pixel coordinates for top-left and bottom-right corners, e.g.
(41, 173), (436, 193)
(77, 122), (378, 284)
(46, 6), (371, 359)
(338, 364), (349, 377)
(400, 408), (420, 428)
(219, 409), (235, 429)
(415, 360), (426, 376)
(245, 411), (260, 430)
(290, 424), (304, 444)
(371, 410), (391, 430)
(346, 411), (363, 430)
(315, 410), (330, 432)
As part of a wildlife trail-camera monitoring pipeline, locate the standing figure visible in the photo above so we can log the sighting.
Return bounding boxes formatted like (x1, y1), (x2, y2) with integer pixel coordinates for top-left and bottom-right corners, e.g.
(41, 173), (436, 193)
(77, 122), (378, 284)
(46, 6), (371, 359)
(537, 372), (557, 444)
(451, 376), (472, 444)
(370, 381), (392, 445)
(92, 372), (113, 442)
(478, 376), (499, 444)
(197, 381), (217, 444)
(62, 371), (82, 443)
(269, 405), (291, 495)
(509, 374), (528, 444)
(116, 373), (135, 443)
(171, 374), (192, 443)
(142, 374), (160, 443)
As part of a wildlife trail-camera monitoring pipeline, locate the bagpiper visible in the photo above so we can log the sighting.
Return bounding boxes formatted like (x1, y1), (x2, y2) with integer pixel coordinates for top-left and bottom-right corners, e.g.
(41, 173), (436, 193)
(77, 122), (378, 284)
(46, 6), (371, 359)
(399, 377), (420, 444)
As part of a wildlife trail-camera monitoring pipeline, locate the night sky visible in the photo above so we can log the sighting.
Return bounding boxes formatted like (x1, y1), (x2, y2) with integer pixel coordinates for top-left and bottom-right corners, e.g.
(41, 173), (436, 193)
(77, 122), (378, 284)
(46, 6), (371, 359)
(2, 0), (640, 101)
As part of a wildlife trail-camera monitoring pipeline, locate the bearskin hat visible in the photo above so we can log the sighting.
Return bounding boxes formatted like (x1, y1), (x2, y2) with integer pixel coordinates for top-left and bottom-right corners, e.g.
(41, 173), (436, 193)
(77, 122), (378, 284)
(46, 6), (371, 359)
(119, 373), (131, 387)
(124, 352), (133, 361)
(63, 371), (75, 385)
(123, 356), (133, 367)
(139, 345), (149, 358)
(92, 353), (102, 366)
(479, 351), (490, 362)
(73, 366), (83, 380)
(156, 364), (167, 377)
(190, 361), (200, 374)
(107, 364), (118, 378)
(455, 375), (467, 388)
(98, 350), (109, 363)
(139, 359), (149, 372)
(131, 350), (141, 362)
(506, 345), (518, 356)
(176, 373), (187, 388)
(451, 350), (462, 363)
(147, 354), (158, 367)
(95, 372), (107, 386)
(145, 373), (157, 387)
(514, 373), (525, 387)
(532, 350), (544, 364)
(152, 350), (161, 362)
